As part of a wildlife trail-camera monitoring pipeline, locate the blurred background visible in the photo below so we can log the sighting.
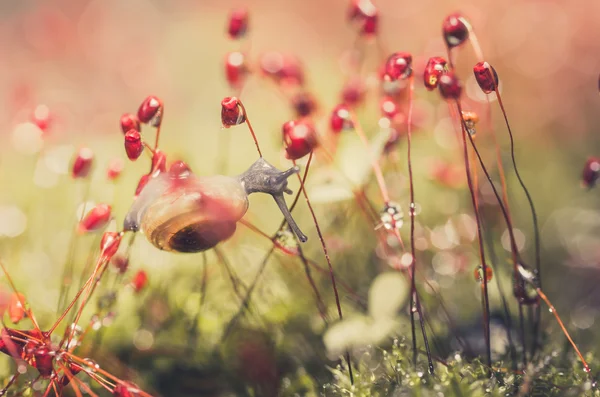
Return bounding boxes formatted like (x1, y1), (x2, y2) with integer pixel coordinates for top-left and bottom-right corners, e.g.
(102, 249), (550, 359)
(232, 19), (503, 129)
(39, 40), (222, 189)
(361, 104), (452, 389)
(1, 0), (600, 395)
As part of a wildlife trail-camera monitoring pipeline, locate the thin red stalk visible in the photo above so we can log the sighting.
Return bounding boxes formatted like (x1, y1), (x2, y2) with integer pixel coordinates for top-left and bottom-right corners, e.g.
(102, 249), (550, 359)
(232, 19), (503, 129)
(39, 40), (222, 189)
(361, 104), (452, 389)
(348, 111), (391, 203)
(454, 102), (492, 373)
(41, 380), (54, 397)
(221, 246), (276, 340)
(237, 100), (262, 157)
(57, 362), (86, 397)
(494, 86), (543, 352)
(536, 289), (591, 374)
(0, 374), (20, 395)
(214, 246), (248, 301)
(238, 218), (362, 302)
(154, 120), (162, 151)
(67, 353), (154, 397)
(57, 180), (91, 314)
(404, 76), (434, 373)
(292, 157), (353, 383)
(0, 259), (41, 332)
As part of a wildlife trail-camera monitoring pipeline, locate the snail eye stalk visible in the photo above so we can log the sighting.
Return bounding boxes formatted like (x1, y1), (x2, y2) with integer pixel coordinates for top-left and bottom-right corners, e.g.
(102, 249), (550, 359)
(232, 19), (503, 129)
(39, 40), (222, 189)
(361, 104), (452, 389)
(239, 158), (307, 242)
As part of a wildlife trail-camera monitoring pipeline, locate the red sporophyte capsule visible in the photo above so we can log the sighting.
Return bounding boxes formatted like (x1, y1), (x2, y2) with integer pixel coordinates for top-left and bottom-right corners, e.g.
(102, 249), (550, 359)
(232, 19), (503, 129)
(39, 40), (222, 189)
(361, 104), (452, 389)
(341, 78), (365, 107)
(72, 147), (94, 178)
(124, 129), (144, 161)
(330, 104), (353, 133)
(107, 158), (124, 180)
(227, 8), (248, 39)
(137, 95), (163, 127)
(150, 150), (167, 176)
(423, 56), (448, 91)
(221, 96), (246, 127)
(225, 51), (248, 88)
(169, 160), (192, 178)
(131, 270), (148, 293)
(8, 293), (26, 324)
(282, 119), (318, 160)
(259, 52), (304, 87)
(442, 13), (470, 48)
(384, 52), (413, 81)
(582, 157), (600, 188)
(361, 13), (378, 35)
(438, 72), (462, 100)
(120, 113), (140, 134)
(100, 232), (122, 260)
(291, 92), (317, 117)
(31, 104), (52, 132)
(473, 61), (499, 94)
(348, 0), (378, 36)
(60, 363), (82, 386)
(79, 204), (112, 233)
(134, 174), (150, 197)
(33, 347), (54, 378)
(111, 254), (129, 274)
(380, 96), (400, 119)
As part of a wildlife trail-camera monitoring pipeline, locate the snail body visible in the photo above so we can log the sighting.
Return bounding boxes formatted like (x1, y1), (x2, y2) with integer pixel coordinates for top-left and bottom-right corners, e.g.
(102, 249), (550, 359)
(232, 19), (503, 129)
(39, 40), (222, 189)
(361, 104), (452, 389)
(124, 158), (306, 253)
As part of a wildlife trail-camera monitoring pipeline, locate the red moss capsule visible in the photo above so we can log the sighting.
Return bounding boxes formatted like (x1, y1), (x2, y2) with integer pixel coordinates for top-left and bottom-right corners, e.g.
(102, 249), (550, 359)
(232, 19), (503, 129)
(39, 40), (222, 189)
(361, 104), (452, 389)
(100, 232), (122, 260)
(221, 96), (245, 127)
(132, 270), (148, 293)
(124, 130), (144, 161)
(33, 347), (54, 378)
(438, 72), (462, 100)
(60, 363), (82, 386)
(423, 56), (448, 91)
(259, 52), (304, 87)
(111, 254), (129, 274)
(8, 293), (26, 324)
(227, 8), (248, 39)
(473, 61), (499, 94)
(137, 95), (163, 127)
(107, 158), (124, 181)
(330, 104), (353, 133)
(291, 92), (317, 117)
(348, 0), (378, 36)
(282, 119), (318, 160)
(120, 113), (140, 134)
(79, 204), (112, 233)
(582, 157), (600, 188)
(442, 13), (470, 48)
(225, 51), (248, 88)
(72, 147), (94, 179)
(341, 78), (365, 107)
(384, 52), (412, 81)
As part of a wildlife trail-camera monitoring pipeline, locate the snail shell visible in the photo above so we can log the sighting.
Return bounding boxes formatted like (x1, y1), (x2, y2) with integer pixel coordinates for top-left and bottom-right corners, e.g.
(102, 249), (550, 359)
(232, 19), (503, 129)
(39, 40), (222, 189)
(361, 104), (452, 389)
(125, 173), (248, 252)
(124, 157), (306, 253)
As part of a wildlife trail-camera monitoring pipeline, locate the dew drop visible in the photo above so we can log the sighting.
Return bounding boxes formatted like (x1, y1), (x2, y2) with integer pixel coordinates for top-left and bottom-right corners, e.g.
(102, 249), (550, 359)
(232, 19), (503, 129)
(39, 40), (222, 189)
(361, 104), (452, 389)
(378, 202), (404, 231)
(83, 358), (100, 372)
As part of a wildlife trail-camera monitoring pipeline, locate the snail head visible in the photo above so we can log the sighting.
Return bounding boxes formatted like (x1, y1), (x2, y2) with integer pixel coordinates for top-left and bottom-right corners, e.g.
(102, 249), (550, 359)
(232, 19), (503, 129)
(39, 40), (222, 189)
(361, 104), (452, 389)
(239, 158), (307, 242)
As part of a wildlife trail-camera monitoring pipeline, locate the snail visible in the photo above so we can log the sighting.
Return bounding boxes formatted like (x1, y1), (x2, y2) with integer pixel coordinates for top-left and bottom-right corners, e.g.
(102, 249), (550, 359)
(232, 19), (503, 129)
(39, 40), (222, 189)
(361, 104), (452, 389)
(123, 157), (307, 253)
